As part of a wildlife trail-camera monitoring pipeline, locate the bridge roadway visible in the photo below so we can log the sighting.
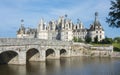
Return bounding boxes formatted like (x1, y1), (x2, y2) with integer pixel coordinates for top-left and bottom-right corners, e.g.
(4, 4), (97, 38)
(0, 38), (81, 65)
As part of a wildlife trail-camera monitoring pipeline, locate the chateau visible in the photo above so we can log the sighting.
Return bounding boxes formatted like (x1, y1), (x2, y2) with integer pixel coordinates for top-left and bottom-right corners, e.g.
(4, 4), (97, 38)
(0, 13), (115, 65)
(17, 12), (105, 42)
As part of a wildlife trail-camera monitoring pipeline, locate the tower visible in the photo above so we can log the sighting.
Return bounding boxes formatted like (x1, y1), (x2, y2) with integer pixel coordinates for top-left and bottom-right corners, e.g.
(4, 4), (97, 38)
(88, 12), (105, 42)
(37, 18), (48, 39)
(17, 19), (26, 38)
(61, 14), (73, 41)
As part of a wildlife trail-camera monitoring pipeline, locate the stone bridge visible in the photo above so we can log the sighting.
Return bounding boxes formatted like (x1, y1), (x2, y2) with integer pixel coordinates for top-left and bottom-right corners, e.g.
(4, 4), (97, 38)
(0, 38), (75, 64)
(0, 38), (113, 65)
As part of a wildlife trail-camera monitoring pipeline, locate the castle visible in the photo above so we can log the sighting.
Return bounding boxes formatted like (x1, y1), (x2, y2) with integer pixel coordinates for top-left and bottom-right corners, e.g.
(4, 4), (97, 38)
(17, 12), (105, 42)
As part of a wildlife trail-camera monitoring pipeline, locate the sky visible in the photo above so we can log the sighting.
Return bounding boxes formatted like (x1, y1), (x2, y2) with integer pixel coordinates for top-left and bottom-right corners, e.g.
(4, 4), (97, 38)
(0, 0), (120, 38)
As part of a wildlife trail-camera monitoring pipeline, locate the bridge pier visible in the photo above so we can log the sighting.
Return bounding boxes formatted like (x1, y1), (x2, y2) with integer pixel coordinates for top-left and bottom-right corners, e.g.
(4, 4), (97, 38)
(39, 50), (46, 61)
(54, 50), (60, 59)
(18, 51), (26, 65)
(66, 49), (71, 57)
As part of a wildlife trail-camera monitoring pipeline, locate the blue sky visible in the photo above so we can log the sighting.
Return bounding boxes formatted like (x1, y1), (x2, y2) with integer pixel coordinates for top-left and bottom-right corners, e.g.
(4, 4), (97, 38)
(0, 0), (119, 38)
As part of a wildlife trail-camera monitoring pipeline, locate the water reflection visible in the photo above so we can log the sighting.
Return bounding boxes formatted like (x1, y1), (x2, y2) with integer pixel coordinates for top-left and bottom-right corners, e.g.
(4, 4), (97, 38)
(26, 62), (46, 75)
(0, 57), (120, 75)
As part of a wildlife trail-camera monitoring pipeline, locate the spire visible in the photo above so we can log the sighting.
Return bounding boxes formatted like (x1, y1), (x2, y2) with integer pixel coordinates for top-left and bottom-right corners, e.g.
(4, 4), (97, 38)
(95, 12), (98, 22)
(21, 19), (24, 27)
(77, 18), (80, 24)
(20, 19), (25, 30)
(94, 12), (101, 26)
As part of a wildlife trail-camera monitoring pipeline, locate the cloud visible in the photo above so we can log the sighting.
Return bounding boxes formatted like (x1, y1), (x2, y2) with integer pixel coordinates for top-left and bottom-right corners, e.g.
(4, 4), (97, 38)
(45, 0), (109, 27)
(0, 0), (119, 38)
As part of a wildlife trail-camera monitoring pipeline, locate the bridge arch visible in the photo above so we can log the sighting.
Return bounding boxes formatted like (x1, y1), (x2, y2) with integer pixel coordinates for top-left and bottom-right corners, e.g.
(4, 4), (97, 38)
(60, 49), (67, 57)
(26, 48), (40, 62)
(46, 48), (55, 59)
(0, 50), (18, 64)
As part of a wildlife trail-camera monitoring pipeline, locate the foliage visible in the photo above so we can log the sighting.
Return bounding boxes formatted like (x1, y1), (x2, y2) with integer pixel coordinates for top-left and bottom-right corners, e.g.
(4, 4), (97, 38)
(101, 37), (113, 44)
(73, 37), (83, 42)
(77, 38), (83, 42)
(106, 0), (120, 28)
(94, 36), (98, 43)
(114, 37), (120, 43)
(73, 37), (78, 42)
(113, 43), (120, 52)
(85, 36), (92, 43)
(91, 36), (120, 52)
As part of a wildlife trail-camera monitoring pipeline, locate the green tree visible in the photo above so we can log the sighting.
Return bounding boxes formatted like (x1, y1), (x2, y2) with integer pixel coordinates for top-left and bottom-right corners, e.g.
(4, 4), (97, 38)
(85, 36), (92, 43)
(78, 38), (83, 42)
(101, 37), (113, 44)
(106, 0), (120, 28)
(94, 36), (98, 43)
(73, 37), (78, 42)
(114, 37), (120, 43)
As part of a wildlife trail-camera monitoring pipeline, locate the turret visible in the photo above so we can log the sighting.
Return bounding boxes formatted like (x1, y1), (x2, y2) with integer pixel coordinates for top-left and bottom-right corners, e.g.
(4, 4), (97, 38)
(38, 18), (44, 31)
(17, 19), (25, 34)
(37, 18), (48, 39)
(95, 12), (98, 22)
(88, 12), (105, 42)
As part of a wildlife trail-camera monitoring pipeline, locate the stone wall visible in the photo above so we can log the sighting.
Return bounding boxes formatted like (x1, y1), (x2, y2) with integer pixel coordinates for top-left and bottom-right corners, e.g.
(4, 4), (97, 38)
(71, 42), (115, 57)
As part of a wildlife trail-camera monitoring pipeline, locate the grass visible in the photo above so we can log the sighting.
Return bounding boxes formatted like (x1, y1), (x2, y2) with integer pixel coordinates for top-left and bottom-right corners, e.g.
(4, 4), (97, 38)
(113, 43), (120, 52)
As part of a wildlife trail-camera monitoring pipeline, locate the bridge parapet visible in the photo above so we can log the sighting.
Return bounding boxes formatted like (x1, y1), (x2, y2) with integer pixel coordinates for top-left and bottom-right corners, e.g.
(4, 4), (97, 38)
(0, 38), (72, 46)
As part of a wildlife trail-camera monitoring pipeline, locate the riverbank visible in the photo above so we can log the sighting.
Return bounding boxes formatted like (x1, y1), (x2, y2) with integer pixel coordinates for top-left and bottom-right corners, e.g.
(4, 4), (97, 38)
(73, 43), (120, 58)
(91, 43), (120, 52)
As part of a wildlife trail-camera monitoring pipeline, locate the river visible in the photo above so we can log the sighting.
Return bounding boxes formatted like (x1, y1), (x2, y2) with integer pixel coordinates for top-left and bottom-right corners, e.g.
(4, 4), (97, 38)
(0, 57), (120, 75)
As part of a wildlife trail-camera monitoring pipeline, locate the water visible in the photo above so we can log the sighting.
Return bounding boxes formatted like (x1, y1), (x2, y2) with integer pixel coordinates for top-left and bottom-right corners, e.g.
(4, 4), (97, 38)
(0, 57), (120, 75)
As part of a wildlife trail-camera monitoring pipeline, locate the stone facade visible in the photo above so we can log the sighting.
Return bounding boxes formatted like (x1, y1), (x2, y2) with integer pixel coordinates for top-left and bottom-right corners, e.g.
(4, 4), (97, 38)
(17, 12), (104, 42)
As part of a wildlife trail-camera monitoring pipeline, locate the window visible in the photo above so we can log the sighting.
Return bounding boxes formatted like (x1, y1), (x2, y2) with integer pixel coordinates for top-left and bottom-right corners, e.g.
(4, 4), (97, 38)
(96, 31), (98, 33)
(66, 32), (68, 34)
(100, 35), (102, 38)
(66, 37), (68, 39)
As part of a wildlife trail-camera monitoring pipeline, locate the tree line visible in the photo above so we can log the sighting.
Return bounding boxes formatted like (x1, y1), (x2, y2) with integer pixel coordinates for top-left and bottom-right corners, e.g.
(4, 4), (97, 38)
(73, 36), (120, 44)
